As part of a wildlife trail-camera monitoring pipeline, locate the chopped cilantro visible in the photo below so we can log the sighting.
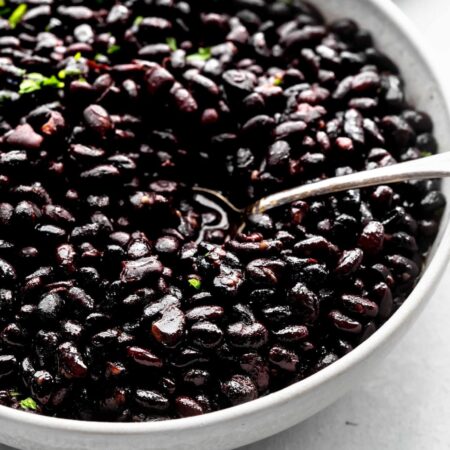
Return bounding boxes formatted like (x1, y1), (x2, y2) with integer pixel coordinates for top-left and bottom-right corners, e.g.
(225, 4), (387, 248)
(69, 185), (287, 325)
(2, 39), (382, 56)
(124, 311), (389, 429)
(273, 76), (283, 86)
(42, 75), (64, 88)
(107, 44), (121, 55)
(94, 53), (108, 62)
(8, 3), (27, 29)
(20, 397), (37, 411)
(133, 15), (143, 26)
(74, 52), (82, 61)
(186, 47), (212, 62)
(58, 67), (82, 80)
(19, 72), (64, 95)
(9, 390), (20, 398)
(188, 278), (202, 290)
(420, 150), (432, 157)
(166, 37), (178, 52)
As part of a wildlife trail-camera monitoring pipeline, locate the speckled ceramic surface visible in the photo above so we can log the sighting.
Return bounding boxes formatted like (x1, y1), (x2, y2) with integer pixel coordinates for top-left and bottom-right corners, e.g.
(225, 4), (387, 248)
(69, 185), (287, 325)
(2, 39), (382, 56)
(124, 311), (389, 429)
(0, 1), (449, 449)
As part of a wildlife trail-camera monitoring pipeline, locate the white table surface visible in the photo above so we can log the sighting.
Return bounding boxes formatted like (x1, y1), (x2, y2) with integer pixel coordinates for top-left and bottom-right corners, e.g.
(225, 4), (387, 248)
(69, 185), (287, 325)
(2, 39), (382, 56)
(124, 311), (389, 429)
(2, 1), (450, 450)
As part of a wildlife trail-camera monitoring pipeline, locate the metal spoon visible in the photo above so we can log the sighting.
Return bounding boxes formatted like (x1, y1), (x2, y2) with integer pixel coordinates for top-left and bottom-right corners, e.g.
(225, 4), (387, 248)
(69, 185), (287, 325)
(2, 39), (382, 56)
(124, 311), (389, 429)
(193, 152), (450, 232)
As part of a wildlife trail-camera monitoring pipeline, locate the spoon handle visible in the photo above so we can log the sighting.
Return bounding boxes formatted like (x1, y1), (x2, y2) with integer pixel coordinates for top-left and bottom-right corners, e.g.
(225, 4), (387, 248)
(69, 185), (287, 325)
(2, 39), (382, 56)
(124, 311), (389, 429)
(250, 152), (450, 215)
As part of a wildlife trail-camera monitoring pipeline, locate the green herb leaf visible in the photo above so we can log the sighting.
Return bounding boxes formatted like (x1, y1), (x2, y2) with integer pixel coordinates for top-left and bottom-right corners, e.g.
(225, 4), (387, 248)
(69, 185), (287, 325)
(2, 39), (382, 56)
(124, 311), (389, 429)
(94, 53), (107, 63)
(20, 397), (37, 411)
(188, 278), (201, 290)
(107, 44), (121, 55)
(19, 78), (42, 94)
(186, 47), (212, 62)
(9, 390), (20, 398)
(420, 150), (432, 157)
(58, 68), (82, 80)
(74, 52), (82, 61)
(19, 72), (64, 95)
(133, 15), (143, 26)
(8, 3), (27, 29)
(273, 75), (283, 86)
(166, 37), (178, 52)
(0, 0), (6, 8)
(42, 75), (64, 88)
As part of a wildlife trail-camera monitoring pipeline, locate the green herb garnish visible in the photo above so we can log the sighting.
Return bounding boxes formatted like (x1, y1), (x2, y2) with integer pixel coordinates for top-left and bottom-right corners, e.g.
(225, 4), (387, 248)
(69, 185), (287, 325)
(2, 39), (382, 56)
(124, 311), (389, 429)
(188, 278), (201, 290)
(420, 150), (432, 157)
(42, 75), (64, 87)
(186, 47), (212, 62)
(73, 52), (82, 61)
(133, 15), (143, 26)
(8, 3), (27, 29)
(9, 390), (20, 398)
(94, 53), (108, 62)
(166, 37), (178, 52)
(273, 76), (283, 86)
(107, 44), (121, 55)
(57, 67), (82, 80)
(19, 72), (64, 95)
(0, 0), (6, 7)
(20, 397), (37, 411)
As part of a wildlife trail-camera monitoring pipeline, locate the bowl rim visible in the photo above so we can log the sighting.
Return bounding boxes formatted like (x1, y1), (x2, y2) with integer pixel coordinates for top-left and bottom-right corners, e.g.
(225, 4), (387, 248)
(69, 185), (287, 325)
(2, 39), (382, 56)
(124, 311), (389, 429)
(1, 0), (450, 437)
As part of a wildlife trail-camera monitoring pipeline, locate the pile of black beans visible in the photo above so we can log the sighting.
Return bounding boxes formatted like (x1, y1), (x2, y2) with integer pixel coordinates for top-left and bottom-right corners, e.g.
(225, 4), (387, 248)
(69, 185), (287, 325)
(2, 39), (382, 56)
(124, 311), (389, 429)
(0, 0), (446, 421)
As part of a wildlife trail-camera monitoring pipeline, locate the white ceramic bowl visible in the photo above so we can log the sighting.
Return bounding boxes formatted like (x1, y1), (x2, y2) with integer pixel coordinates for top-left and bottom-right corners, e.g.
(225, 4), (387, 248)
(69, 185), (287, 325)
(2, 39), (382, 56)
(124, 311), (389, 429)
(2, 1), (450, 449)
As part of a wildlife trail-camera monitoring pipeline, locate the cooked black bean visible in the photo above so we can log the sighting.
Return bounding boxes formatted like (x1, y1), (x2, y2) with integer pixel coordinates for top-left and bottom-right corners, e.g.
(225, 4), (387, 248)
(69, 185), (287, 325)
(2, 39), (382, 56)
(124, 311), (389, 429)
(151, 306), (186, 348)
(127, 346), (163, 369)
(134, 389), (169, 412)
(221, 374), (258, 406)
(57, 342), (88, 379)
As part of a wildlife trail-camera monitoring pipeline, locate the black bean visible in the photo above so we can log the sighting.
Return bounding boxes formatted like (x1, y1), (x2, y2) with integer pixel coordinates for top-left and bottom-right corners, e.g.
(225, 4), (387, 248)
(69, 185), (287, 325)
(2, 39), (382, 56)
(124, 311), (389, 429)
(190, 321), (224, 349)
(287, 282), (319, 322)
(0, 355), (17, 379)
(341, 295), (379, 318)
(227, 321), (268, 349)
(328, 310), (362, 334)
(83, 105), (113, 139)
(38, 293), (65, 323)
(268, 345), (298, 372)
(334, 249), (363, 277)
(0, 258), (16, 284)
(358, 221), (384, 255)
(4, 124), (43, 150)
(151, 306), (186, 347)
(121, 257), (163, 284)
(127, 346), (163, 369)
(221, 374), (257, 406)
(175, 396), (204, 417)
(134, 389), (169, 412)
(57, 342), (88, 379)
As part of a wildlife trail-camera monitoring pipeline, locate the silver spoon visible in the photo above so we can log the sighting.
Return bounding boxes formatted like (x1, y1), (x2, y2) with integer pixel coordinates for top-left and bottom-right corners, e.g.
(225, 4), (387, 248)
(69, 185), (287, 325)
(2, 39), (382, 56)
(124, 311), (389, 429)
(193, 152), (450, 231)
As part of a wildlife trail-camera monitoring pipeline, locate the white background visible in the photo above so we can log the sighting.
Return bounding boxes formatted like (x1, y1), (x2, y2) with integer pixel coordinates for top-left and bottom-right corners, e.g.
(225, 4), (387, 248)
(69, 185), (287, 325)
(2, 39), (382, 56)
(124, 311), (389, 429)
(2, 1), (450, 450)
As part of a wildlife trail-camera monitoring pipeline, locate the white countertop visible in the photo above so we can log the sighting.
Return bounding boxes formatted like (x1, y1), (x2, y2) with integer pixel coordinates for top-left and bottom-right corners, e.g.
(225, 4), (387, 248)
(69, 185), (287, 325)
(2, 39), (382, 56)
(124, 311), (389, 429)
(2, 1), (450, 450)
